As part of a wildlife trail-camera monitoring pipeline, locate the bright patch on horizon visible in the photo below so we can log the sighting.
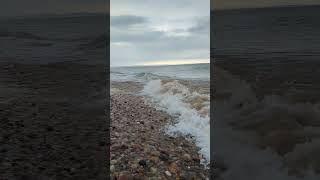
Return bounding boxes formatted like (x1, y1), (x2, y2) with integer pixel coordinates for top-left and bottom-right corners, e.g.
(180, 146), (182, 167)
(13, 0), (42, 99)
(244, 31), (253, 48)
(137, 59), (209, 66)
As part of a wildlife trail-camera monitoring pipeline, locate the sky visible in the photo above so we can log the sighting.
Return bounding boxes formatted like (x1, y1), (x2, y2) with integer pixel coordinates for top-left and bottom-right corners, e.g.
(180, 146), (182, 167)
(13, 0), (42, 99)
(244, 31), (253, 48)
(110, 0), (210, 67)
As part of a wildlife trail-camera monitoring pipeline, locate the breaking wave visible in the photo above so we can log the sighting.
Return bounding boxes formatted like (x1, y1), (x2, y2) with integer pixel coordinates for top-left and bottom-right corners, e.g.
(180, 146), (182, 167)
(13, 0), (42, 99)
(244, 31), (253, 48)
(142, 79), (210, 164)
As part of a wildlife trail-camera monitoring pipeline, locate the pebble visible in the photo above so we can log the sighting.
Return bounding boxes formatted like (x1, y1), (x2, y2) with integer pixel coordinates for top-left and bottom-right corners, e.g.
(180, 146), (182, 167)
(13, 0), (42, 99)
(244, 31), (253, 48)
(138, 160), (147, 168)
(110, 165), (115, 172)
(151, 150), (160, 157)
(110, 91), (209, 179)
(183, 153), (192, 161)
(118, 174), (129, 180)
(168, 162), (179, 174)
(110, 160), (117, 165)
(165, 171), (172, 177)
(150, 167), (157, 174)
(159, 153), (169, 161)
(130, 163), (138, 169)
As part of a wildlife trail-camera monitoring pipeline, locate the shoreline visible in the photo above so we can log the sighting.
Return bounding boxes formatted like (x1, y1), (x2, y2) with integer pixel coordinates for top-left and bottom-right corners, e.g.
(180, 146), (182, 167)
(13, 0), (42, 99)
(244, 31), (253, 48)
(110, 81), (209, 179)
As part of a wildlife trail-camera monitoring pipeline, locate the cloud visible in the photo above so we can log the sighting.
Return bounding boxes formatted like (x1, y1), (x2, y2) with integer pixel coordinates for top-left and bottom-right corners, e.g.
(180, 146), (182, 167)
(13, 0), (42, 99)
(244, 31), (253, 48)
(188, 16), (210, 33)
(111, 15), (147, 28)
(110, 0), (210, 67)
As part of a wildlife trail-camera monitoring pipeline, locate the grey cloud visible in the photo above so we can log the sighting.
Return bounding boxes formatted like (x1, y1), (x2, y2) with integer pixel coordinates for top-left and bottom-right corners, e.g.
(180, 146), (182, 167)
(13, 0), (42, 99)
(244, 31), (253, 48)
(188, 17), (210, 33)
(111, 29), (164, 43)
(111, 15), (148, 28)
(111, 0), (210, 66)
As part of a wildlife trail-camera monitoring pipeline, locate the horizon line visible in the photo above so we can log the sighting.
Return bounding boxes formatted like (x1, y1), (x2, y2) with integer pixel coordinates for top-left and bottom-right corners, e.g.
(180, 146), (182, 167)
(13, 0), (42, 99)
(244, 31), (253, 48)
(111, 62), (210, 68)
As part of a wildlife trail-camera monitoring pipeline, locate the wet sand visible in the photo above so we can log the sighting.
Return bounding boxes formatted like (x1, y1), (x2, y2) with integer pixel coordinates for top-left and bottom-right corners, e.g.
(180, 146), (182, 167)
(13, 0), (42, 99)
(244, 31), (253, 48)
(110, 81), (209, 179)
(0, 63), (108, 179)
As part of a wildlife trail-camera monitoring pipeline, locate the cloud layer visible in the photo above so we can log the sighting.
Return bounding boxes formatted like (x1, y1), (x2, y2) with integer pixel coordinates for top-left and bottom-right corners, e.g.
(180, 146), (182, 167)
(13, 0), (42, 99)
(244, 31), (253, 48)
(110, 0), (210, 66)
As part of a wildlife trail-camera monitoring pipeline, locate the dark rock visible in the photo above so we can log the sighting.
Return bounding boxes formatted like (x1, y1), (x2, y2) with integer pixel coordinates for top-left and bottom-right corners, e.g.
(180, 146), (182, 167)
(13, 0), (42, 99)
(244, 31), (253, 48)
(159, 153), (169, 161)
(138, 160), (147, 168)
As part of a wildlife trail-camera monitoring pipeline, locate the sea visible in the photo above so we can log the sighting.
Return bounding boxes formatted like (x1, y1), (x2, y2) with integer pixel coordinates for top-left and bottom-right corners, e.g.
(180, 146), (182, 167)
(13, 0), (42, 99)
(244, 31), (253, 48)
(0, 14), (107, 64)
(111, 63), (211, 164)
(212, 5), (320, 102)
(212, 6), (320, 179)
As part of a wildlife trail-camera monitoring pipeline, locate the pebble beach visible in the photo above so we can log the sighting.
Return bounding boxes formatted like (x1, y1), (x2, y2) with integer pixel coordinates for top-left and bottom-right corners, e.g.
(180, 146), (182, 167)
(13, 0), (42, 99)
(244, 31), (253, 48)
(110, 81), (209, 179)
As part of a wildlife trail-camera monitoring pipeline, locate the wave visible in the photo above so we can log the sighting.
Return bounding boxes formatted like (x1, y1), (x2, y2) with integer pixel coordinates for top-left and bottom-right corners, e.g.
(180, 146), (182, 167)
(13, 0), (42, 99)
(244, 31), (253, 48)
(111, 70), (167, 83)
(213, 66), (320, 179)
(111, 63), (210, 82)
(142, 79), (210, 165)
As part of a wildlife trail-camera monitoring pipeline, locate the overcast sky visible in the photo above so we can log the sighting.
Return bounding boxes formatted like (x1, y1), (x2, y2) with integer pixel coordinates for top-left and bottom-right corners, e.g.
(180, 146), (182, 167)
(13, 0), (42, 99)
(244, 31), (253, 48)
(110, 0), (210, 67)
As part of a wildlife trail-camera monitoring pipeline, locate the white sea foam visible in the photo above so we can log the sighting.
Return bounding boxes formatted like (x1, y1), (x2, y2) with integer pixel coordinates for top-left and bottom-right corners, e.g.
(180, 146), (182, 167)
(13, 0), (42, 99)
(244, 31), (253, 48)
(142, 79), (210, 164)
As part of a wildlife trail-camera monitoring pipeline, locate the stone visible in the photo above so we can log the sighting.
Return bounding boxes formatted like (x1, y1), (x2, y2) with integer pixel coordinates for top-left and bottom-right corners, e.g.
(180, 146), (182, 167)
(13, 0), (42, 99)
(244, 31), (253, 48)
(118, 174), (129, 180)
(159, 153), (169, 161)
(110, 160), (117, 165)
(183, 153), (191, 161)
(139, 160), (147, 168)
(150, 167), (157, 174)
(151, 150), (160, 157)
(165, 171), (172, 177)
(168, 162), (179, 174)
(110, 165), (115, 172)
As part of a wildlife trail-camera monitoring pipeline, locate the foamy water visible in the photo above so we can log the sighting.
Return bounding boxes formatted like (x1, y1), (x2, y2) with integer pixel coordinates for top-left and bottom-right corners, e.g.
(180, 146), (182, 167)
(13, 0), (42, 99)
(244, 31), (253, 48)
(142, 80), (210, 164)
(111, 64), (210, 164)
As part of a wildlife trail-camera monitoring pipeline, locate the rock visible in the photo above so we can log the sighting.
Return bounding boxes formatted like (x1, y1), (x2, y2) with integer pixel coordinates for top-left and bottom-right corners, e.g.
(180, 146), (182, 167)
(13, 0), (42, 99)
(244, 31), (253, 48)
(151, 150), (160, 157)
(183, 153), (191, 161)
(118, 174), (129, 180)
(165, 171), (172, 177)
(132, 144), (143, 151)
(120, 144), (128, 149)
(110, 160), (117, 165)
(180, 171), (196, 180)
(139, 160), (147, 168)
(149, 156), (159, 163)
(130, 163), (138, 169)
(192, 156), (201, 163)
(110, 165), (115, 172)
(150, 167), (157, 174)
(159, 153), (169, 161)
(168, 162), (179, 174)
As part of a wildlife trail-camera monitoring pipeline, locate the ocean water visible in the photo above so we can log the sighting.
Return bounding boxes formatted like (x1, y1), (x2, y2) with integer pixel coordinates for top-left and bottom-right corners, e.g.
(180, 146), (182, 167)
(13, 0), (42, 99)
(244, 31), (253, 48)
(111, 63), (211, 164)
(0, 14), (107, 64)
(212, 5), (320, 102)
(212, 6), (320, 179)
